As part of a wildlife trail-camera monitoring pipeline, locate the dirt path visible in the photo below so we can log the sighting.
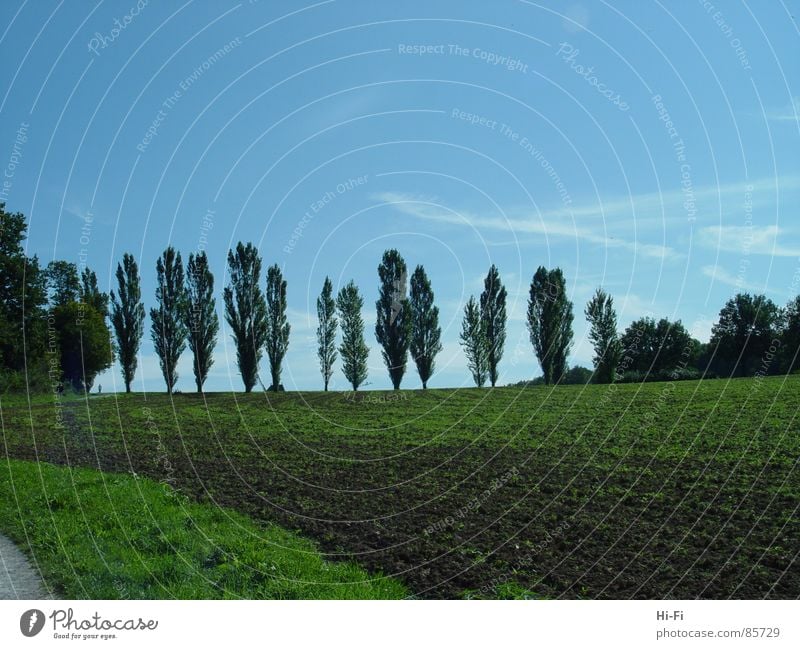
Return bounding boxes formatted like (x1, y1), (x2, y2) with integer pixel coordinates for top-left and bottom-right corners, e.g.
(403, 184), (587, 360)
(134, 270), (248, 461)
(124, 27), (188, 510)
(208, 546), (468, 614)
(0, 534), (52, 599)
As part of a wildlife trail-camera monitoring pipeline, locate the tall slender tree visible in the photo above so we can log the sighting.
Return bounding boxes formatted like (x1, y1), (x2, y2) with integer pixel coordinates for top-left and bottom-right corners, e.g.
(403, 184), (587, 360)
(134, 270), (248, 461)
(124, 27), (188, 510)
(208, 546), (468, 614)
(460, 296), (487, 387)
(223, 242), (268, 392)
(584, 288), (621, 384)
(316, 276), (337, 391)
(184, 251), (219, 392)
(337, 280), (369, 391)
(110, 253), (145, 393)
(527, 266), (573, 385)
(409, 265), (442, 388)
(150, 247), (187, 394)
(265, 264), (290, 391)
(480, 264), (507, 387)
(375, 249), (412, 389)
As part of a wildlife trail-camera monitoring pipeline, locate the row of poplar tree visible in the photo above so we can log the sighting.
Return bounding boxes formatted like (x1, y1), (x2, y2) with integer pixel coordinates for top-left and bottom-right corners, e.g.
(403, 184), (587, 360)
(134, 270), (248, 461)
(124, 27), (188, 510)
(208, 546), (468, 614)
(106, 246), (442, 393)
(2, 204), (798, 394)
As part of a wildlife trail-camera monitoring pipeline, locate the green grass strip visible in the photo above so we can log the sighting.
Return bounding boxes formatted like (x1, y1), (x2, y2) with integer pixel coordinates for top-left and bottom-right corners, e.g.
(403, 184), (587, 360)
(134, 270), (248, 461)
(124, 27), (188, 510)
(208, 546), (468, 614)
(0, 459), (407, 599)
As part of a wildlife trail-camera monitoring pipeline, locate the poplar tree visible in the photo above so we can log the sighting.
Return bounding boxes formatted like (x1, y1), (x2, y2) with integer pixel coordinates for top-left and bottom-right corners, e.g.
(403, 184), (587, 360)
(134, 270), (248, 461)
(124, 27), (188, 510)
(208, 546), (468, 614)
(223, 242), (268, 392)
(527, 266), (574, 384)
(337, 280), (369, 391)
(110, 253), (145, 393)
(409, 265), (442, 388)
(316, 276), (337, 391)
(265, 264), (290, 391)
(375, 249), (412, 389)
(460, 296), (487, 387)
(150, 246), (187, 394)
(480, 264), (507, 387)
(184, 251), (219, 392)
(585, 288), (621, 384)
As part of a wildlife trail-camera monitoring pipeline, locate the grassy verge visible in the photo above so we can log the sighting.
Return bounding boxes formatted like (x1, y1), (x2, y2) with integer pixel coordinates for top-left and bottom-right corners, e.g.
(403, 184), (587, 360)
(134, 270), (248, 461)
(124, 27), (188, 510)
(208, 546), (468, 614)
(0, 459), (407, 599)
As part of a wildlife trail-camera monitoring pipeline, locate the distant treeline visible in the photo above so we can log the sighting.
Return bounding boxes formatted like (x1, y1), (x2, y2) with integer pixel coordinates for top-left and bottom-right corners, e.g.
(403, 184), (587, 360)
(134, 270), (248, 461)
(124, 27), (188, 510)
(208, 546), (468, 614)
(1, 204), (798, 394)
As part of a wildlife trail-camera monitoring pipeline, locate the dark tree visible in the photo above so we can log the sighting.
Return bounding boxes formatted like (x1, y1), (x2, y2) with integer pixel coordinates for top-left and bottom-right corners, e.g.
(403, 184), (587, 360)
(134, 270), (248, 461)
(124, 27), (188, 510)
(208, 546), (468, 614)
(375, 249), (412, 389)
(619, 317), (657, 373)
(80, 267), (108, 314)
(110, 253), (145, 393)
(46, 260), (80, 308)
(480, 265), (507, 387)
(184, 251), (219, 392)
(708, 293), (781, 377)
(653, 318), (700, 373)
(564, 365), (593, 384)
(150, 247), (187, 394)
(584, 288), (620, 383)
(0, 204), (48, 382)
(52, 301), (113, 391)
(460, 296), (487, 387)
(409, 265), (442, 388)
(316, 276), (337, 391)
(265, 264), (290, 391)
(781, 295), (800, 373)
(620, 317), (700, 378)
(509, 365), (592, 387)
(53, 265), (113, 391)
(40, 259), (112, 392)
(223, 242), (268, 393)
(527, 267), (574, 385)
(337, 280), (369, 391)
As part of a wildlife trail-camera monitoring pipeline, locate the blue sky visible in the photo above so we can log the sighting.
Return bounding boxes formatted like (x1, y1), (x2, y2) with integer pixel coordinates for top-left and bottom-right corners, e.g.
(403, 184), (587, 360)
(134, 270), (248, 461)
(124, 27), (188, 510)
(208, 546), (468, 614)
(1, 0), (798, 392)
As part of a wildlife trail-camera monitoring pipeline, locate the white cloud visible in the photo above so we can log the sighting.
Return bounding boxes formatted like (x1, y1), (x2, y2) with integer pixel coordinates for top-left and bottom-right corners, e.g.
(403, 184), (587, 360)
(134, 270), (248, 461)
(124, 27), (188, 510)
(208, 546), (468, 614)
(698, 225), (800, 257)
(615, 293), (659, 323)
(688, 317), (715, 343)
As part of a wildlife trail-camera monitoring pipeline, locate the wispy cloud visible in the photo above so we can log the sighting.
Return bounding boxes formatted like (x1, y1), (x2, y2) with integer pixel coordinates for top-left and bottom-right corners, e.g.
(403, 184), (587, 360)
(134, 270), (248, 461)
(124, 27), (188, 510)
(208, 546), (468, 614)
(373, 191), (682, 261)
(697, 225), (800, 257)
(701, 264), (761, 292)
(443, 175), (797, 228)
(766, 98), (800, 122)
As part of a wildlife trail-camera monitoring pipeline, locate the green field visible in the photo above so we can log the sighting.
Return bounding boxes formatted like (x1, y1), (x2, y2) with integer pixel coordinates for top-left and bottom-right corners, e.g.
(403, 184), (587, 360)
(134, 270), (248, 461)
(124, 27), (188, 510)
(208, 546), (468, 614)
(1, 375), (798, 599)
